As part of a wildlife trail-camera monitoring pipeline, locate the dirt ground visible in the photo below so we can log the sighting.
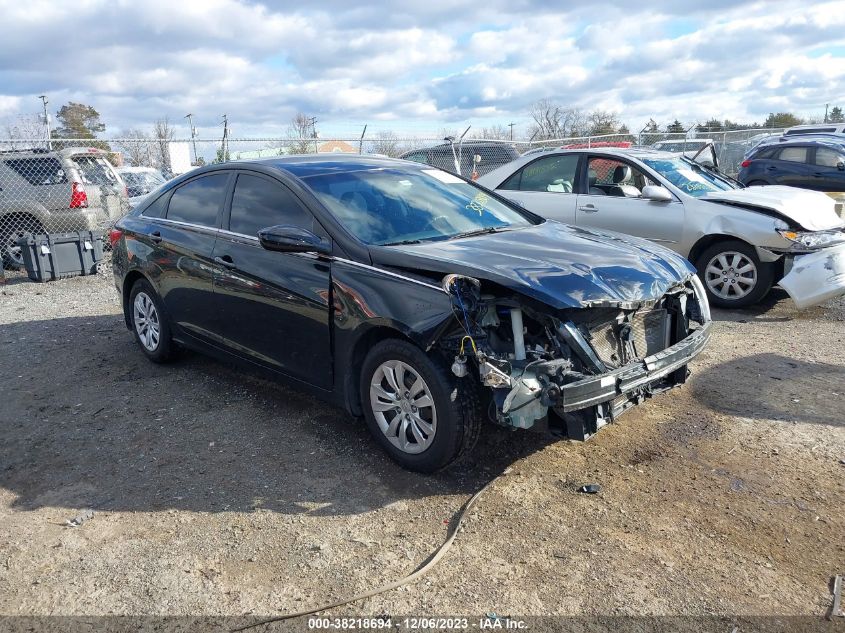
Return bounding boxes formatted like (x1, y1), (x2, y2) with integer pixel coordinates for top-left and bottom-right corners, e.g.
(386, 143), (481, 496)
(0, 267), (843, 630)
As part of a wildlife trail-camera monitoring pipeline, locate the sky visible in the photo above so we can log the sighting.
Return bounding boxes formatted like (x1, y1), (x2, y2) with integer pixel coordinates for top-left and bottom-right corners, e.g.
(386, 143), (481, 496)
(1, 0), (844, 139)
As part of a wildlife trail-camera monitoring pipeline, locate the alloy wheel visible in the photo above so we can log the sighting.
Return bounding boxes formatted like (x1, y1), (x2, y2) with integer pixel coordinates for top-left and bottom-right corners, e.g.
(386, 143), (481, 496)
(369, 359), (437, 454)
(704, 251), (757, 300)
(133, 292), (161, 352)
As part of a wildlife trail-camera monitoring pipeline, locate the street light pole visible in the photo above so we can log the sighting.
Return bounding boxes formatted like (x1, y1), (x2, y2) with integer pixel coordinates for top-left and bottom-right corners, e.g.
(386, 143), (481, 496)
(38, 95), (51, 150)
(185, 113), (198, 164)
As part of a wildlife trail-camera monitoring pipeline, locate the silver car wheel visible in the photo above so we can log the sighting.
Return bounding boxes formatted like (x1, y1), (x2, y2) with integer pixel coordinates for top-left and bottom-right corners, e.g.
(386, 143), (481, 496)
(704, 251), (757, 300)
(4, 230), (24, 267)
(133, 292), (161, 352)
(369, 360), (437, 455)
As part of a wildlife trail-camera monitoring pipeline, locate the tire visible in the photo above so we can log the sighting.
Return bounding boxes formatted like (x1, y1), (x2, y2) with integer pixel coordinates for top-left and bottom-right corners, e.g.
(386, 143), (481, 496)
(1, 216), (43, 270)
(695, 240), (774, 308)
(359, 339), (481, 473)
(128, 279), (175, 363)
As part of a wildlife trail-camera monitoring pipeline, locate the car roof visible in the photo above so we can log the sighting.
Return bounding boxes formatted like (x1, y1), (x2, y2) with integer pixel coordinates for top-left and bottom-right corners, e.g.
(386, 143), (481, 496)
(238, 154), (429, 178)
(516, 147), (680, 160)
(756, 137), (845, 150)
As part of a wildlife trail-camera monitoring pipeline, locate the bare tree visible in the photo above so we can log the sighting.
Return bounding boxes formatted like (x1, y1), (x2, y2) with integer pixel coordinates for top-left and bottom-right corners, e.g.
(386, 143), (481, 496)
(472, 124), (511, 140)
(370, 130), (404, 157)
(587, 110), (622, 136)
(3, 114), (47, 144)
(287, 113), (315, 154)
(528, 100), (589, 140)
(116, 129), (152, 167)
(153, 117), (174, 172)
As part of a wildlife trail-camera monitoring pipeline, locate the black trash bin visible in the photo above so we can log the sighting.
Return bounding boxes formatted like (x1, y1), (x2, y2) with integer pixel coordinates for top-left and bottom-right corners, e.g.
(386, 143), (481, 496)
(16, 231), (104, 282)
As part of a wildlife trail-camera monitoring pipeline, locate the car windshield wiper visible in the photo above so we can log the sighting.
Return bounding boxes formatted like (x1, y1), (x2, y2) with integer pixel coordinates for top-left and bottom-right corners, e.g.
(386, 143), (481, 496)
(382, 238), (424, 246)
(447, 226), (509, 240)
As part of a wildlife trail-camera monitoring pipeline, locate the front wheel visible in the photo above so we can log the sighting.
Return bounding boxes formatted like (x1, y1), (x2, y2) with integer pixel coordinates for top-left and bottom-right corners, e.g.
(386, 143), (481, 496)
(696, 240), (774, 308)
(360, 339), (480, 473)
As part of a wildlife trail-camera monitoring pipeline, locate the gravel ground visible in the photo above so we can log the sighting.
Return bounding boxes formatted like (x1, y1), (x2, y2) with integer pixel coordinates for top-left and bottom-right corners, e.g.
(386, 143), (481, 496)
(1, 265), (843, 631)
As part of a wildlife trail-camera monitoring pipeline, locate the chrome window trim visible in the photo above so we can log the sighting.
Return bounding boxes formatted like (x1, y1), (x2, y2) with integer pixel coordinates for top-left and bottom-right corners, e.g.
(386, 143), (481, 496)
(150, 216), (219, 235)
(332, 257), (446, 293)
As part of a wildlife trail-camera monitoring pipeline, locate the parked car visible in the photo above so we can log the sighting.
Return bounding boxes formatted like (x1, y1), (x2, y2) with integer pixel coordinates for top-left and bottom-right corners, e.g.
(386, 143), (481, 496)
(400, 141), (520, 178)
(784, 123), (845, 137)
(650, 139), (716, 166)
(0, 147), (128, 268)
(744, 132), (845, 158)
(478, 148), (845, 308)
(111, 156), (712, 472)
(738, 138), (845, 192)
(117, 166), (167, 208)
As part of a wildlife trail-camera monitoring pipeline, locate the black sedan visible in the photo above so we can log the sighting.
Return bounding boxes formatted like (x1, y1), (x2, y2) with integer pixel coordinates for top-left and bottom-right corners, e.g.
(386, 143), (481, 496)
(111, 156), (712, 472)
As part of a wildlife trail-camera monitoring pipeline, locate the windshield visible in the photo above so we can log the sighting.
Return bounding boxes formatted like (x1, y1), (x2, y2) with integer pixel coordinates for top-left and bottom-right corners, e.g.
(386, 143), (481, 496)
(72, 155), (119, 187)
(642, 157), (736, 198)
(304, 167), (536, 245)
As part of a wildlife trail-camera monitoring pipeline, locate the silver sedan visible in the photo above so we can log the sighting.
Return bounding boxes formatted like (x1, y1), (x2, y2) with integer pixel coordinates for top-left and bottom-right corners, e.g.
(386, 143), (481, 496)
(479, 148), (845, 308)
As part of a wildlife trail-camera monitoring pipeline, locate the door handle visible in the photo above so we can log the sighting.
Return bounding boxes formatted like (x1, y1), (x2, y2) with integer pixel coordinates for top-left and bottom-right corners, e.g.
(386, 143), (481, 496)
(214, 255), (236, 269)
(579, 204), (599, 213)
(813, 172), (824, 177)
(150, 231), (162, 244)
(766, 166), (777, 171)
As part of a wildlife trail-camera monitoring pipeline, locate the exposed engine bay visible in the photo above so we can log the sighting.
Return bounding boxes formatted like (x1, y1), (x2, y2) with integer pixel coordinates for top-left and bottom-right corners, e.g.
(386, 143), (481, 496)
(439, 273), (712, 440)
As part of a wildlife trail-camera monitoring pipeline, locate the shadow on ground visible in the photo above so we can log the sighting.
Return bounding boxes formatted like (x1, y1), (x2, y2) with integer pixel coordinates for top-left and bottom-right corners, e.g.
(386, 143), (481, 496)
(0, 315), (551, 517)
(691, 352), (845, 427)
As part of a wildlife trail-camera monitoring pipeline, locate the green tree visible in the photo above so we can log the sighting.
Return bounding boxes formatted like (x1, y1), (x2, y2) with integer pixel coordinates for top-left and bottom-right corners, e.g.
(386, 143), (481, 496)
(696, 118), (724, 133)
(53, 102), (105, 138)
(667, 119), (686, 133)
(828, 106), (844, 123)
(52, 101), (109, 151)
(763, 112), (803, 128)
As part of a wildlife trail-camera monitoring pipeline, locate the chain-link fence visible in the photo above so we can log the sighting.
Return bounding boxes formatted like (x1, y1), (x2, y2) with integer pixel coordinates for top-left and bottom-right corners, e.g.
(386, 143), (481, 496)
(0, 127), (788, 277)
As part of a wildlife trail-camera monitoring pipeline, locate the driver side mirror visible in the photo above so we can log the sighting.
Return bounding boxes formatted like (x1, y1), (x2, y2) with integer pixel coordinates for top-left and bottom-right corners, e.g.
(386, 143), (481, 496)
(641, 185), (673, 202)
(838, 161), (844, 171)
(258, 225), (331, 256)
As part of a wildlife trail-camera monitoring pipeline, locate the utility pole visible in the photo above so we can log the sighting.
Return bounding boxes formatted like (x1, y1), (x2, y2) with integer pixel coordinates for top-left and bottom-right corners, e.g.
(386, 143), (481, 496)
(508, 122), (515, 141)
(308, 117), (318, 153)
(185, 113), (198, 164)
(38, 95), (51, 150)
(825, 103), (830, 123)
(221, 114), (229, 162)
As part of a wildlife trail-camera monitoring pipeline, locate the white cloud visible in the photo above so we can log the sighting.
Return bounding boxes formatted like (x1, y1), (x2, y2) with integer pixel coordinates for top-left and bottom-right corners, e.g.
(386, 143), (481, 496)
(0, 0), (844, 135)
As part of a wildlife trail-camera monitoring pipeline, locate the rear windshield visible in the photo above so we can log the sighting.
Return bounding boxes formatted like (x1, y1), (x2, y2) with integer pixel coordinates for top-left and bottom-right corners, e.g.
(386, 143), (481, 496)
(71, 155), (119, 186)
(4, 157), (67, 185)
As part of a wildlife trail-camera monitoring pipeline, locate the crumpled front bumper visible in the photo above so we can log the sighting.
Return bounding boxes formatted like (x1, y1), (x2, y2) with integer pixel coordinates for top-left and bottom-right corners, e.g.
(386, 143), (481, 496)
(557, 321), (712, 412)
(780, 244), (845, 309)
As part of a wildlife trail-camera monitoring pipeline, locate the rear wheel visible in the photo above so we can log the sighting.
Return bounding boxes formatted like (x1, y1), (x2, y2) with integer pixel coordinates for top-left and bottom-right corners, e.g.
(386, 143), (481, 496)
(696, 240), (774, 308)
(360, 339), (480, 473)
(129, 279), (175, 363)
(1, 216), (43, 270)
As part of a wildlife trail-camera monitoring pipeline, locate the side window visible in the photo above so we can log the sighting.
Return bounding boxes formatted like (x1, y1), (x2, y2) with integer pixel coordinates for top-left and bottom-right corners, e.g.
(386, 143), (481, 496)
(507, 155), (579, 193)
(229, 174), (312, 237)
(403, 151), (427, 164)
(166, 173), (229, 227)
(814, 148), (843, 167)
(141, 191), (170, 218)
(777, 147), (808, 163)
(586, 158), (654, 198)
(4, 158), (67, 186)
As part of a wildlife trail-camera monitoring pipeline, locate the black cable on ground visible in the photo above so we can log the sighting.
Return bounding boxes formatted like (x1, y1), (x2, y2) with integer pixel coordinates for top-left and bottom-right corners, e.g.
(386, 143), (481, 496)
(231, 471), (506, 632)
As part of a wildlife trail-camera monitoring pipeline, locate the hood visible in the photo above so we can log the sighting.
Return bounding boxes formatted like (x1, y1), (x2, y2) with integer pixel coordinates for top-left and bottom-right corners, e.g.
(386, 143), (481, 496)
(371, 222), (695, 310)
(703, 186), (844, 231)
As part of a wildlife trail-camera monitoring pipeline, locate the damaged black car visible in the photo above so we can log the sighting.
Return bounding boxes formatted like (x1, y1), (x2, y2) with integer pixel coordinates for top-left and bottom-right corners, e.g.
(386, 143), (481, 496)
(111, 156), (712, 472)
